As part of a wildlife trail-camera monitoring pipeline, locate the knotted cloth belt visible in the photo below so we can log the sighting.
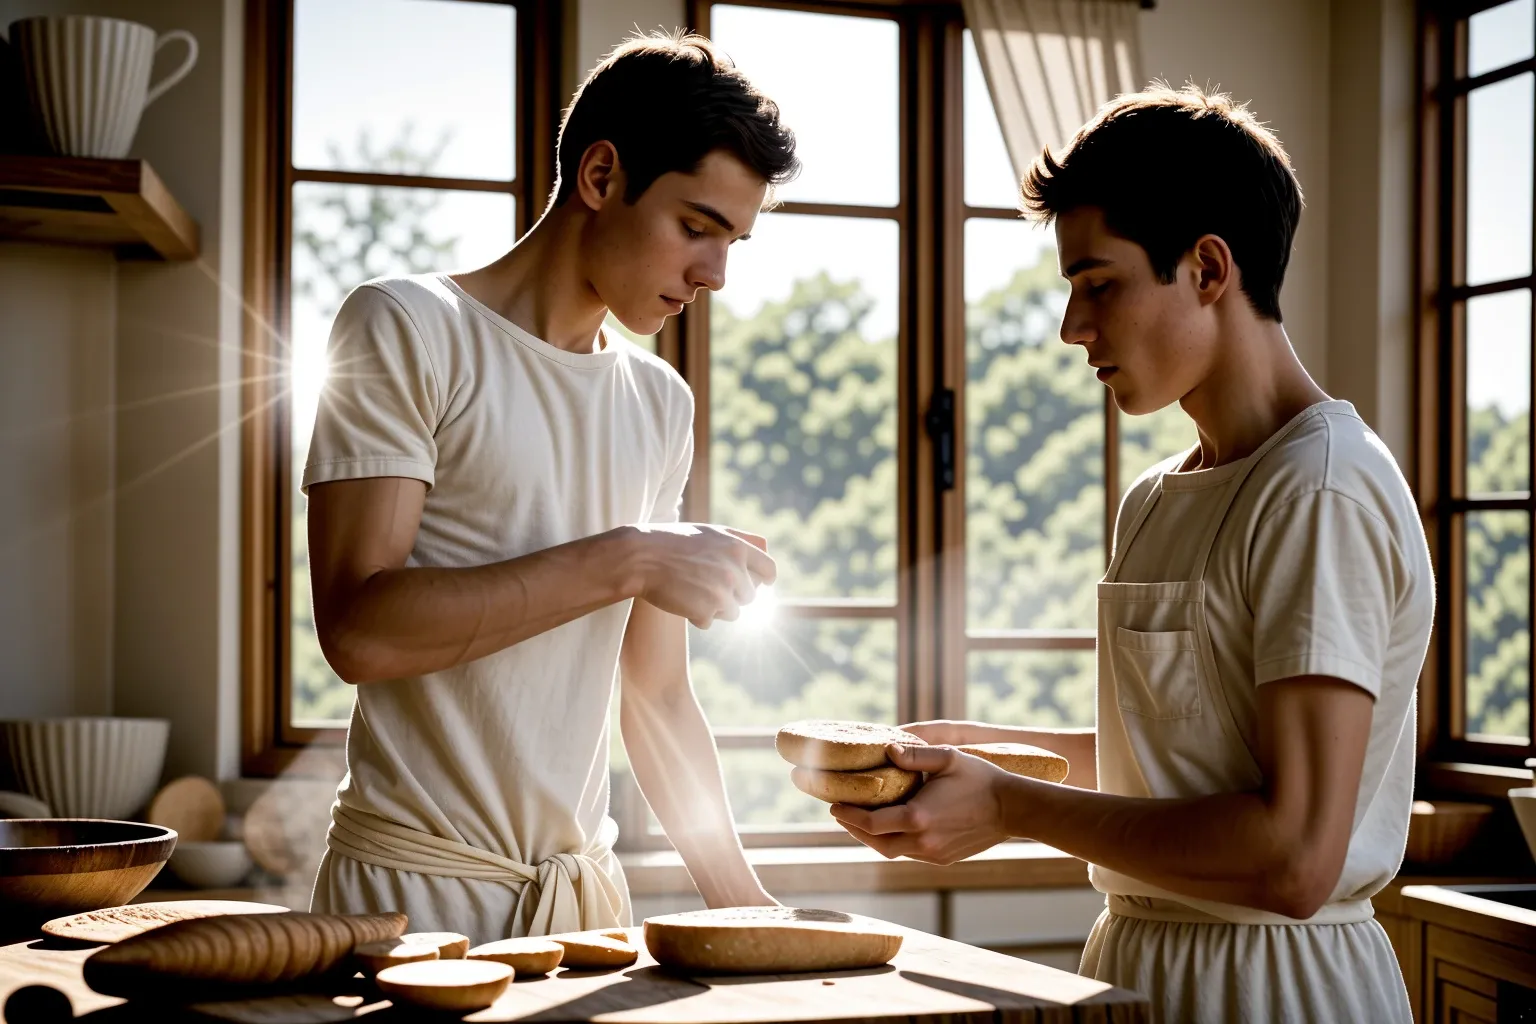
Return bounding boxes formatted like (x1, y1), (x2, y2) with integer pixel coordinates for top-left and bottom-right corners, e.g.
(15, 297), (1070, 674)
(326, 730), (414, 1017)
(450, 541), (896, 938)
(1107, 893), (1375, 926)
(327, 802), (625, 935)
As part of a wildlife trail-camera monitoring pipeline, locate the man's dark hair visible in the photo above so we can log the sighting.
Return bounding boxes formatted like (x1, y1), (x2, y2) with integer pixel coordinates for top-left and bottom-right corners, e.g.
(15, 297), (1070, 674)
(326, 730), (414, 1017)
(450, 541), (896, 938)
(1021, 83), (1303, 322)
(553, 31), (799, 207)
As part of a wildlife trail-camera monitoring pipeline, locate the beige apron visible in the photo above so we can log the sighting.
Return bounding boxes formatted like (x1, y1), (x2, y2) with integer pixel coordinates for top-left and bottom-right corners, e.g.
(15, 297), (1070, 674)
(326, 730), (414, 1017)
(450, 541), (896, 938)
(1081, 421), (1410, 1022)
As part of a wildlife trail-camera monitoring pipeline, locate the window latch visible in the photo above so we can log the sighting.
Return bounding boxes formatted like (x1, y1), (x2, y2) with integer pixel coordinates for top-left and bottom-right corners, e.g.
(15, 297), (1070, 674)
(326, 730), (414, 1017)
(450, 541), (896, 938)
(925, 387), (956, 492)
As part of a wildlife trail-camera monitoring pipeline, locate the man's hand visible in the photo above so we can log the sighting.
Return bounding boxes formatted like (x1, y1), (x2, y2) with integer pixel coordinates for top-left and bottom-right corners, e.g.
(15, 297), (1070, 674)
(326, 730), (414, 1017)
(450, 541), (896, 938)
(624, 524), (777, 629)
(829, 743), (1015, 865)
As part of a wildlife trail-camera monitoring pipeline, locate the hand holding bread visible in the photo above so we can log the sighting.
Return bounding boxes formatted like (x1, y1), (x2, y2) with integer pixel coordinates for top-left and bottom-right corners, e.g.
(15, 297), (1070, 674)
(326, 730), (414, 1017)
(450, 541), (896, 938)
(776, 719), (1069, 809)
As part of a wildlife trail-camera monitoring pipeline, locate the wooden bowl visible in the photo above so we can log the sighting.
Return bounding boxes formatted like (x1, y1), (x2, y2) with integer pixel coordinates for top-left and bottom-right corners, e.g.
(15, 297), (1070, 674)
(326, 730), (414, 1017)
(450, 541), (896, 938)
(1405, 800), (1494, 866)
(0, 819), (176, 919)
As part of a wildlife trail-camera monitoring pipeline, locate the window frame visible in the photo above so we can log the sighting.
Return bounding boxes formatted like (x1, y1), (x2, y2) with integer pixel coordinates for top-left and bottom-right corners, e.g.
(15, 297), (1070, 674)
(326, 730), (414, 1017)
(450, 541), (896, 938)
(1420, 0), (1536, 772)
(612, 0), (1120, 849)
(240, 0), (563, 775)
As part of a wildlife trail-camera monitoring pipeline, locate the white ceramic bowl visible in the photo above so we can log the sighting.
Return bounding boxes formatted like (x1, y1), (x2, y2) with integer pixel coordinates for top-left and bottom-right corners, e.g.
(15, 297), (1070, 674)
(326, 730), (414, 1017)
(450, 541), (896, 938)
(168, 839), (253, 889)
(1509, 788), (1536, 863)
(0, 718), (169, 820)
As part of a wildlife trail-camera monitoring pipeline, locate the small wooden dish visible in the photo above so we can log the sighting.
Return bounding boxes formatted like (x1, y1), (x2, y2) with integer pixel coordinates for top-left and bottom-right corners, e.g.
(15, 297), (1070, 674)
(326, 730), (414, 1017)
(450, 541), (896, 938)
(375, 959), (512, 1011)
(0, 818), (175, 918)
(1405, 800), (1494, 866)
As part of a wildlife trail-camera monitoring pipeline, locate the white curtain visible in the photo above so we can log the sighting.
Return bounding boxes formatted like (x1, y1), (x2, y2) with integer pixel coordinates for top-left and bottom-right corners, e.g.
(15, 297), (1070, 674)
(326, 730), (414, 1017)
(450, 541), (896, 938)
(962, 0), (1145, 183)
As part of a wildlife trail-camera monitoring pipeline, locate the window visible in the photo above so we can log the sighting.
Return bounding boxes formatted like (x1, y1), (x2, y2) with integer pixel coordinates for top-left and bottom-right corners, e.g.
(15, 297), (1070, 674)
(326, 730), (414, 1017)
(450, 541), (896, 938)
(1422, 0), (1536, 766)
(241, 0), (559, 773)
(612, 2), (1193, 848)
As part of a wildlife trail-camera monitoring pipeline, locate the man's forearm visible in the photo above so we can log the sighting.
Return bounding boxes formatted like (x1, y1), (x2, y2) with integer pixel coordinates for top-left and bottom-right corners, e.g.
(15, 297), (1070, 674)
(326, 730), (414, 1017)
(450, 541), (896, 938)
(1003, 777), (1324, 918)
(622, 685), (768, 908)
(323, 529), (638, 683)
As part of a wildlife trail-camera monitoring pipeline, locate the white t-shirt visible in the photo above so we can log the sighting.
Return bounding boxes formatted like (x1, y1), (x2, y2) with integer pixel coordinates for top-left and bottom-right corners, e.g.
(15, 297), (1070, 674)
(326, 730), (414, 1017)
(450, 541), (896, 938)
(1097, 401), (1433, 911)
(301, 273), (692, 914)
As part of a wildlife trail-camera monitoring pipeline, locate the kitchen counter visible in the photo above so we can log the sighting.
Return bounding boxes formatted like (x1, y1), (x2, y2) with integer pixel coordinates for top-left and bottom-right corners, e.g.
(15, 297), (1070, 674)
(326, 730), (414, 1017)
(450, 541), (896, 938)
(0, 923), (1148, 1022)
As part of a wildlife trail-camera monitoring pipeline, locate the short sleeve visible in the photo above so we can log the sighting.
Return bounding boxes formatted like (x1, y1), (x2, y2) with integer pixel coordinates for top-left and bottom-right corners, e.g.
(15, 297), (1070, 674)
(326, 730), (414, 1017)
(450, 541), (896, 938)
(646, 388), (695, 524)
(1249, 489), (1403, 698)
(302, 284), (441, 494)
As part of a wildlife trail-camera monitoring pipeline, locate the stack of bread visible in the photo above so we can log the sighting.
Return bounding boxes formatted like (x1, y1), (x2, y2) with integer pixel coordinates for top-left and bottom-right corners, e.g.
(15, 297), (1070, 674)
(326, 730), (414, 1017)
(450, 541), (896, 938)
(776, 719), (1071, 808)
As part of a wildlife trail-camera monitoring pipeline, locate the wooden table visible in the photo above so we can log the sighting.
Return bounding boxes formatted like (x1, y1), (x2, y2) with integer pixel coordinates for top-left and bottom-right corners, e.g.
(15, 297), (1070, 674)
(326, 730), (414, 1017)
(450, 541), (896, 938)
(0, 924), (1147, 1023)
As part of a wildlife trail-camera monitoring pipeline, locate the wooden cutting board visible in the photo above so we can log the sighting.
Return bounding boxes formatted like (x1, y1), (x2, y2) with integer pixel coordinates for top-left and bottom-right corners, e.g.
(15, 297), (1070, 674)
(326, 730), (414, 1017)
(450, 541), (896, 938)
(0, 924), (1148, 1022)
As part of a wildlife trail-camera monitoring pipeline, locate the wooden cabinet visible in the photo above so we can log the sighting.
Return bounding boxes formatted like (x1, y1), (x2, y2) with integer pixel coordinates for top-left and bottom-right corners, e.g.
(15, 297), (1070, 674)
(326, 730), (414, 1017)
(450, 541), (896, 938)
(1392, 887), (1536, 1024)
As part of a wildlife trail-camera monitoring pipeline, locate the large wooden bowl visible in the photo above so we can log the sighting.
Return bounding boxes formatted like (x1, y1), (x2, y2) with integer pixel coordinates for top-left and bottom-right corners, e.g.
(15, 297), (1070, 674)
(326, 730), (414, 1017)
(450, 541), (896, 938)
(0, 819), (176, 919)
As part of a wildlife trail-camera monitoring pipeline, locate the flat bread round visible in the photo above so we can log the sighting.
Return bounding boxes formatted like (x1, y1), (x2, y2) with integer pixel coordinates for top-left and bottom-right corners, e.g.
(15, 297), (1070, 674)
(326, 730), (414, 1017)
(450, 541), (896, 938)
(467, 937), (564, 975)
(399, 931), (470, 959)
(353, 939), (439, 975)
(546, 931), (639, 969)
(790, 764), (920, 807)
(958, 743), (1069, 783)
(42, 900), (289, 943)
(775, 720), (925, 771)
(643, 906), (904, 975)
(375, 959), (512, 1012)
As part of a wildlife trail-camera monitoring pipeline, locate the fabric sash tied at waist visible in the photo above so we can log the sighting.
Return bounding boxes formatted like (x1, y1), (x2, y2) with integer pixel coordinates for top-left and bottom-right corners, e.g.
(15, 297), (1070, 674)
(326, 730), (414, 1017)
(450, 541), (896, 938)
(327, 802), (624, 935)
(1106, 893), (1375, 927)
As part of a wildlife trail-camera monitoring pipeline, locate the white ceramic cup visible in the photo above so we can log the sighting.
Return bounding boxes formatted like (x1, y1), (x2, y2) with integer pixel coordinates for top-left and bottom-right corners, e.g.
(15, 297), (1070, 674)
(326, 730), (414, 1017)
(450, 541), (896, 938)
(8, 15), (197, 159)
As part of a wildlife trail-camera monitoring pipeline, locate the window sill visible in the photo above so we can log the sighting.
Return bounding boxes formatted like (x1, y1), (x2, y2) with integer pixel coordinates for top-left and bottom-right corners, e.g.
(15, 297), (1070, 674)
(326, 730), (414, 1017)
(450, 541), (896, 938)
(619, 841), (1088, 896)
(1420, 761), (1536, 799)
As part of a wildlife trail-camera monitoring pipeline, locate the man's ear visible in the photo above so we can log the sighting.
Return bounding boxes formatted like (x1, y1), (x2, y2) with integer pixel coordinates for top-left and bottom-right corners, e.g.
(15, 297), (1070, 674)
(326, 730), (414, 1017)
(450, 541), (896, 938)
(1190, 233), (1234, 309)
(576, 140), (623, 211)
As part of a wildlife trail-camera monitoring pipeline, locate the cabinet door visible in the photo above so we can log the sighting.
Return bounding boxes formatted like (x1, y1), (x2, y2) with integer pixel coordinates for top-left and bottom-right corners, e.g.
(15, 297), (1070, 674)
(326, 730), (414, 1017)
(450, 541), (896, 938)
(1437, 981), (1497, 1024)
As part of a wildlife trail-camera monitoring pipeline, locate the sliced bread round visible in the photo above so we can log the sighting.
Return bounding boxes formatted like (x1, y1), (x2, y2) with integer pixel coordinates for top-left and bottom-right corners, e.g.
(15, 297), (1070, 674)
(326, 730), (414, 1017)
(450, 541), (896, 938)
(789, 764), (921, 807)
(466, 936), (564, 975)
(958, 742), (1070, 783)
(643, 906), (903, 975)
(775, 720), (926, 771)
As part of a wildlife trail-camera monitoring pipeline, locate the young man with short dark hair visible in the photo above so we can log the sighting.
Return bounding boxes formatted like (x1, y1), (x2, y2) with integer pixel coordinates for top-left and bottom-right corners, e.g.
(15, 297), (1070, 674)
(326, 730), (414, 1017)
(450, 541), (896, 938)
(303, 33), (797, 943)
(830, 86), (1430, 1022)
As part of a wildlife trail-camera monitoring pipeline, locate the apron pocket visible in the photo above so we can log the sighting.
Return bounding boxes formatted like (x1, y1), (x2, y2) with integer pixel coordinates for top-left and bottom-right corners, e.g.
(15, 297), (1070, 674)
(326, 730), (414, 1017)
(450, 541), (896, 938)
(1113, 627), (1202, 719)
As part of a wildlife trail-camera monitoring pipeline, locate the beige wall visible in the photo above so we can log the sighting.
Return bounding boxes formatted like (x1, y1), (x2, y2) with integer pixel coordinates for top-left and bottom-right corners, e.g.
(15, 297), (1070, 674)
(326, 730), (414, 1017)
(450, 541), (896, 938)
(0, 245), (116, 718)
(0, 0), (246, 780)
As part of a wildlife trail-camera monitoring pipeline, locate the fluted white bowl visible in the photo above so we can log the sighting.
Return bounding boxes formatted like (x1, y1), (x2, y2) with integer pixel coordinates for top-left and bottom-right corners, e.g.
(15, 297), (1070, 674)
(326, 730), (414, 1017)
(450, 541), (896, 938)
(168, 840), (252, 889)
(0, 718), (169, 820)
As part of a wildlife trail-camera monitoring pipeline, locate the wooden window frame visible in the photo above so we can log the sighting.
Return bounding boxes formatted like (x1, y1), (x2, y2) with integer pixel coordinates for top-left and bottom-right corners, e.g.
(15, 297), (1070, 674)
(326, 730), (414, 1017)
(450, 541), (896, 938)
(240, 0), (563, 776)
(1419, 0), (1536, 774)
(613, 0), (1115, 850)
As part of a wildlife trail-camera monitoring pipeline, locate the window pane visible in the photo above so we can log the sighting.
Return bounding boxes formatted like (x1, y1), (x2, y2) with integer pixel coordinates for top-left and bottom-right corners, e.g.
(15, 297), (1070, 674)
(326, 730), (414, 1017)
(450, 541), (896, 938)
(293, 0), (515, 180)
(1470, 0), (1535, 79)
(1467, 290), (1532, 494)
(690, 617), (897, 729)
(635, 749), (835, 834)
(1118, 405), (1197, 502)
(1467, 75), (1534, 286)
(964, 29), (1021, 209)
(1465, 510), (1531, 740)
(711, 214), (898, 600)
(965, 219), (1098, 631)
(968, 650), (1096, 729)
(289, 184), (515, 726)
(709, 6), (898, 206)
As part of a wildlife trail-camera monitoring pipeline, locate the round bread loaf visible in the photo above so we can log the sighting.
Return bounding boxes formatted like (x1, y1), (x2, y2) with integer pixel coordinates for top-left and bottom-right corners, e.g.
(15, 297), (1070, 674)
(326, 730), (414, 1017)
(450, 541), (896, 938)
(958, 742), (1070, 783)
(644, 906), (904, 975)
(374, 959), (511, 1012)
(353, 938), (440, 975)
(775, 720), (926, 771)
(399, 931), (470, 959)
(466, 937), (564, 975)
(789, 764), (921, 807)
(546, 930), (639, 969)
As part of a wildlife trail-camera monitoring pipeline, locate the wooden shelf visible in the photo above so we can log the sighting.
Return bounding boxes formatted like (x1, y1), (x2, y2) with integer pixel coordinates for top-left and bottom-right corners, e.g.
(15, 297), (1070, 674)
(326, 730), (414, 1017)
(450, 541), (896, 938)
(0, 156), (199, 260)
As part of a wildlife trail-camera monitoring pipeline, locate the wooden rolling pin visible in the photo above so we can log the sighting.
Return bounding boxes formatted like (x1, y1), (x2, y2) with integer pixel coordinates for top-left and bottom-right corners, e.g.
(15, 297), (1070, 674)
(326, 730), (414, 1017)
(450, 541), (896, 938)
(83, 911), (406, 996)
